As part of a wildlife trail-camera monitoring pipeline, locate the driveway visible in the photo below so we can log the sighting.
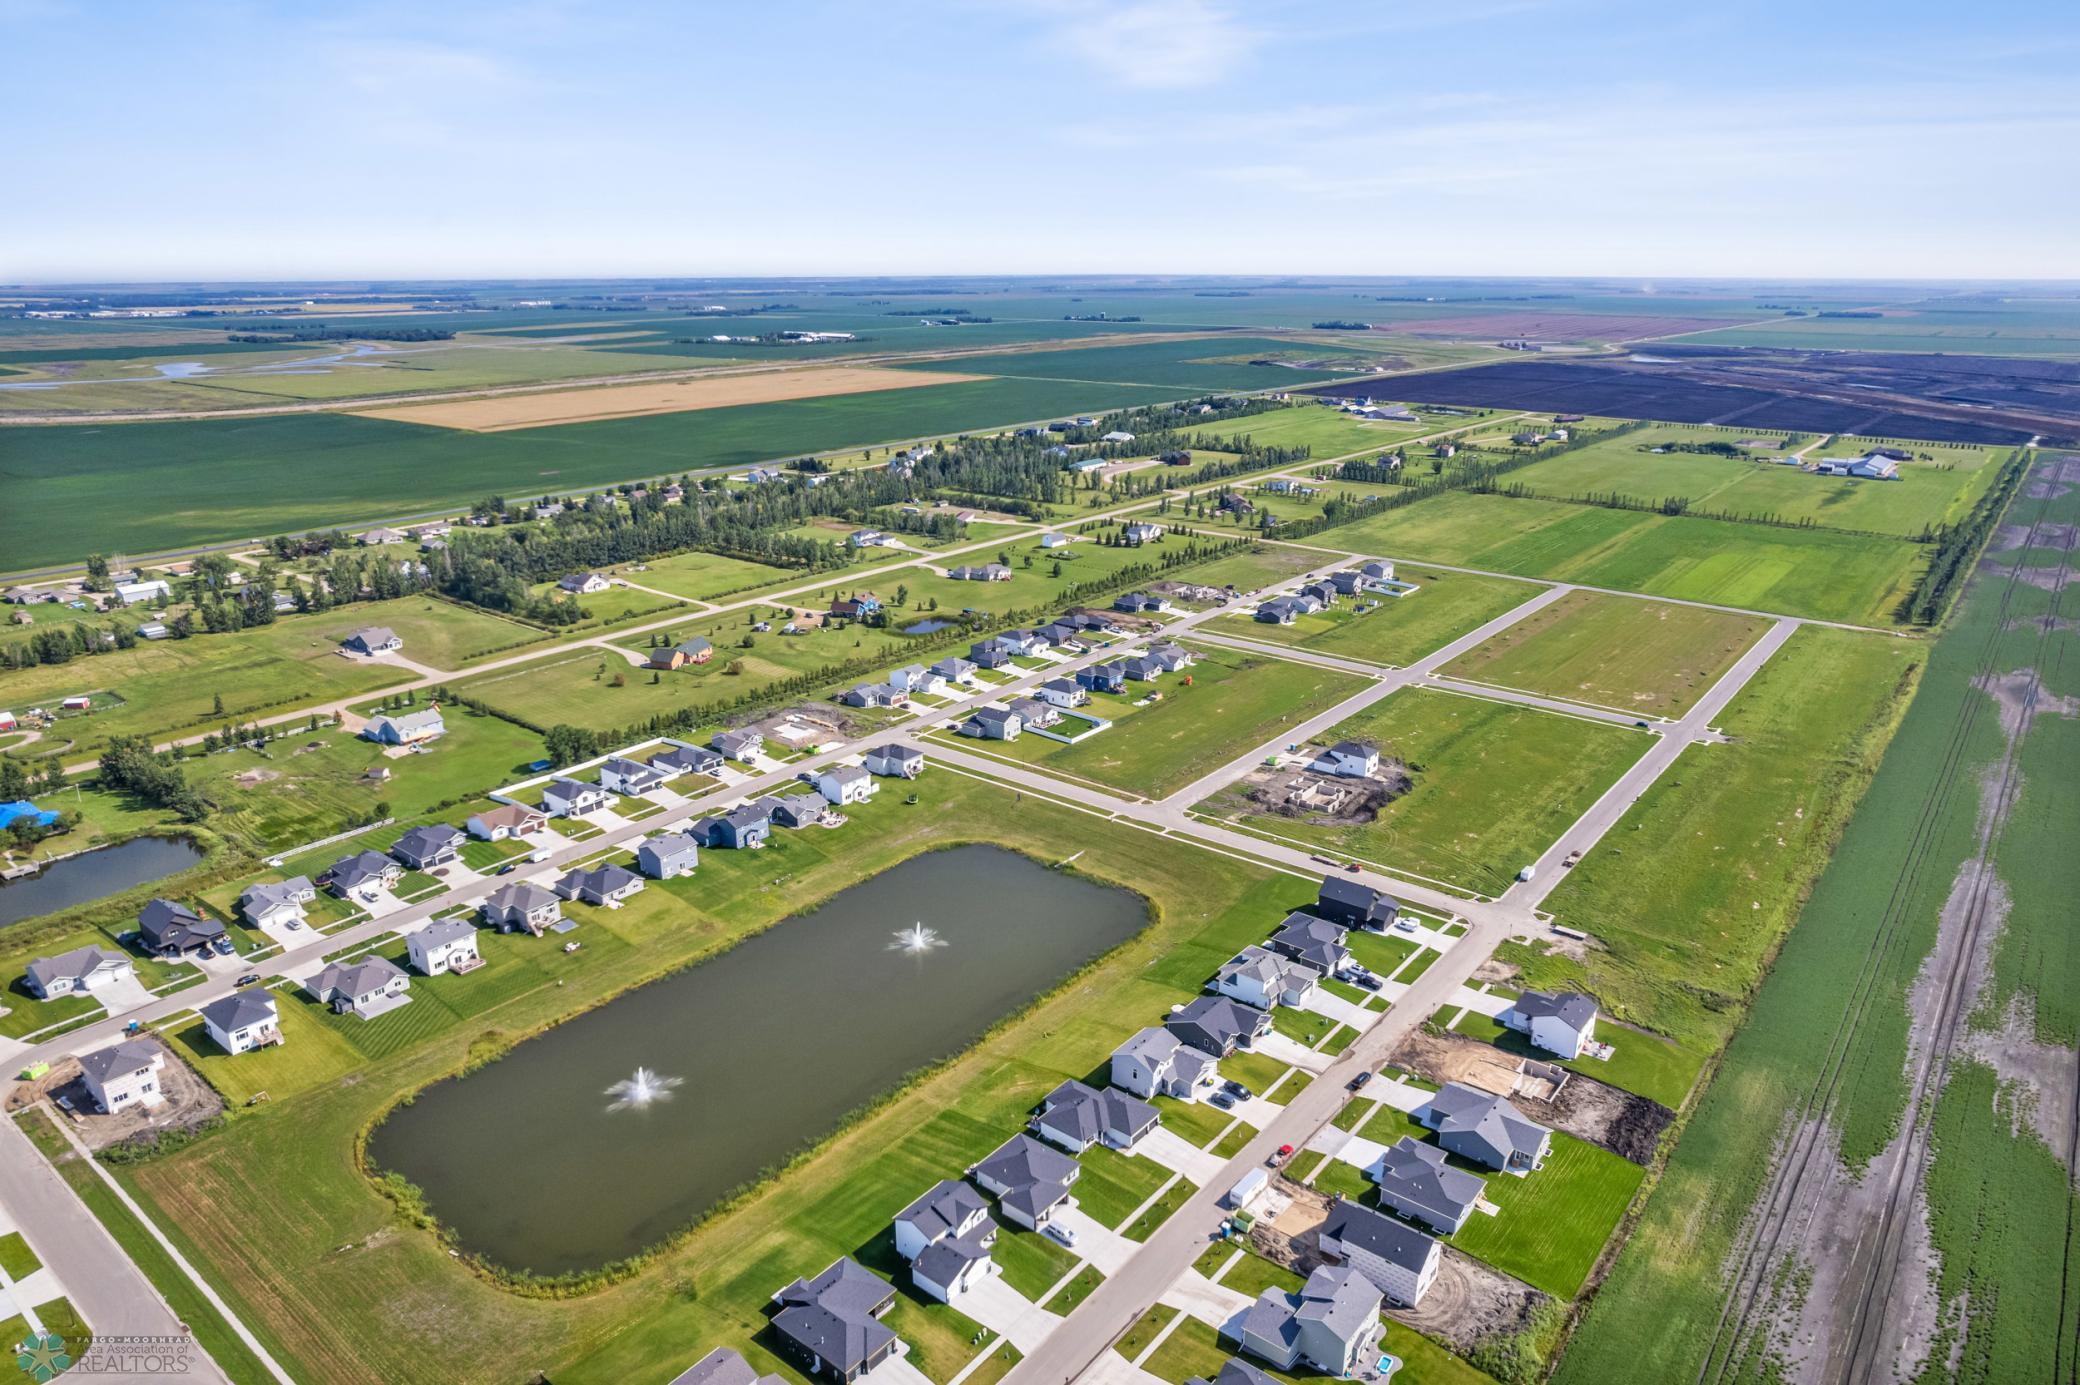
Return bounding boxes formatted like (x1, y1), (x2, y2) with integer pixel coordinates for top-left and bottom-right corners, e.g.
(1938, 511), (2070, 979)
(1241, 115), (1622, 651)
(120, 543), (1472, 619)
(959, 1270), (1063, 1352)
(1445, 986), (1513, 1018)
(1047, 1207), (1140, 1275)
(871, 1348), (937, 1385)
(90, 970), (155, 1016)
(1254, 1030), (1333, 1074)
(1308, 1128), (1386, 1177)
(1136, 1128), (1228, 1186)
(1300, 988), (1372, 1029)
(1160, 1269), (1253, 1329)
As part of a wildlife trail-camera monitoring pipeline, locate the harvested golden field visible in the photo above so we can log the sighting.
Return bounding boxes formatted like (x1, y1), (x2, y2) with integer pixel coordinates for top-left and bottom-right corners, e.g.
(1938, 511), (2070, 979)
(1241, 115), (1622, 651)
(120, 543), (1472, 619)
(352, 364), (982, 432)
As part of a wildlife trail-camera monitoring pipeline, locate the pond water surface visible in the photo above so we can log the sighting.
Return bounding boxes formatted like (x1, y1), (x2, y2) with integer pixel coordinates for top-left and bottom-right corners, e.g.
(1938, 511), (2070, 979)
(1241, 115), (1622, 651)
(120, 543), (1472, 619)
(0, 835), (205, 928)
(366, 844), (1145, 1274)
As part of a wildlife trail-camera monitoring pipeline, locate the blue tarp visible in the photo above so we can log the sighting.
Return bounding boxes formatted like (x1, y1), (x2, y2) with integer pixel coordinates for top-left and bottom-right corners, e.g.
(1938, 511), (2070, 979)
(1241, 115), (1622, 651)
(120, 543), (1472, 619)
(0, 801), (59, 829)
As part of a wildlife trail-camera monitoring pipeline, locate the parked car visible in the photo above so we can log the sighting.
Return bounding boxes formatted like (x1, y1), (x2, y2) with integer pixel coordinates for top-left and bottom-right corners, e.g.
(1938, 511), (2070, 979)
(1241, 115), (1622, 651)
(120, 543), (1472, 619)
(1393, 918), (1416, 934)
(1346, 862), (1362, 873)
(1347, 1072), (1371, 1091)
(1355, 975), (1383, 992)
(211, 938), (235, 957)
(1223, 1080), (1250, 1098)
(1047, 1222), (1078, 1248)
(1209, 1092), (1236, 1110)
(1268, 1144), (1294, 1167)
(234, 973), (261, 988)
(496, 863), (517, 876)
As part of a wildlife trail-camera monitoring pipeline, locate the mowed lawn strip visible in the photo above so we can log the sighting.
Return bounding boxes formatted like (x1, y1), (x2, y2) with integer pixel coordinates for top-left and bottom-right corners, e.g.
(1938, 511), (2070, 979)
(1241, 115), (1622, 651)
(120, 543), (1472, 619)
(1439, 589), (1772, 717)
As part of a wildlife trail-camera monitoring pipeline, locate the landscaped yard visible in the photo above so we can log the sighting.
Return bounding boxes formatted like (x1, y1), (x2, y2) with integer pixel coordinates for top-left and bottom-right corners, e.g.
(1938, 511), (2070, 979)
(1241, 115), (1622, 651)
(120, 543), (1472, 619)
(1449, 1132), (1646, 1298)
(1438, 590), (1773, 717)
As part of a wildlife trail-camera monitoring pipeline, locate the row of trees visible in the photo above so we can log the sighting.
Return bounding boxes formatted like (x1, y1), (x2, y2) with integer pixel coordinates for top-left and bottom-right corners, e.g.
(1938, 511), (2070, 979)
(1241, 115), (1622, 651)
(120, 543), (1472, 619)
(98, 735), (213, 822)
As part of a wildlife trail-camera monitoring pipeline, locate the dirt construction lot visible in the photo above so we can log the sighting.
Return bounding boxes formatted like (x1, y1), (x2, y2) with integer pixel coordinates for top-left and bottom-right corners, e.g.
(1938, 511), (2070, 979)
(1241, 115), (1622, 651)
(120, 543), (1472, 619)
(1394, 1025), (1673, 1164)
(353, 364), (982, 432)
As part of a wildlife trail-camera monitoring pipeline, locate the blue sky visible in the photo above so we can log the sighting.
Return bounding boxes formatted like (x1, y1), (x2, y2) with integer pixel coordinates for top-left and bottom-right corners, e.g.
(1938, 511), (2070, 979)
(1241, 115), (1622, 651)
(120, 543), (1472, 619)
(5, 0), (2075, 281)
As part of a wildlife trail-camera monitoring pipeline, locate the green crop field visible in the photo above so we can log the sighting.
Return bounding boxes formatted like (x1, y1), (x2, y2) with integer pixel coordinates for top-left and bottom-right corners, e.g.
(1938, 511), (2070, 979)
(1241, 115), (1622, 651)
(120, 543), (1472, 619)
(1439, 590), (1773, 716)
(1201, 686), (1647, 896)
(0, 376), (1183, 569)
(1204, 564), (1541, 667)
(1319, 489), (1924, 626)
(1502, 425), (2010, 537)
(894, 337), (1388, 392)
(936, 642), (1366, 798)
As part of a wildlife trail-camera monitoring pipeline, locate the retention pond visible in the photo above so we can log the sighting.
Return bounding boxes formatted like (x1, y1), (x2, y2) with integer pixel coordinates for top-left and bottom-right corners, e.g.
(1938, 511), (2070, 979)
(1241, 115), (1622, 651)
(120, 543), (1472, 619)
(0, 835), (204, 928)
(366, 843), (1146, 1274)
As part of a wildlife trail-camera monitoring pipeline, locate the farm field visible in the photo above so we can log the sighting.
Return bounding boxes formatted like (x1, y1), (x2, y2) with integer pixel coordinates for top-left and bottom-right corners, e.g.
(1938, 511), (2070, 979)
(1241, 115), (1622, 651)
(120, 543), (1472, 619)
(1198, 685), (1647, 897)
(107, 769), (1441, 1385)
(0, 376), (1182, 569)
(1204, 564), (1540, 667)
(895, 337), (1388, 392)
(1677, 308), (2080, 357)
(1438, 590), (1773, 717)
(937, 642), (1367, 798)
(1318, 488), (1924, 626)
(1501, 424), (2010, 537)
(1553, 464), (2075, 1384)
(1180, 402), (1483, 457)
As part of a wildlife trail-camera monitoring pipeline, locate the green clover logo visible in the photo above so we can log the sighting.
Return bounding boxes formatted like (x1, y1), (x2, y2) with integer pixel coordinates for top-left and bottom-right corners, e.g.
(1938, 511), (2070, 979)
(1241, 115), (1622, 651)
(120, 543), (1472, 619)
(15, 1332), (68, 1382)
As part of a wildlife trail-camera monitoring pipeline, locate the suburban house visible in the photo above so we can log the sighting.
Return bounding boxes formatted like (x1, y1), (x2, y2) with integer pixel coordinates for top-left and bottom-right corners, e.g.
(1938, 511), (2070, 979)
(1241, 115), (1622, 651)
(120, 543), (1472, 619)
(649, 637), (714, 670)
(1036, 678), (1088, 709)
(341, 626), (402, 656)
(1256, 597), (1306, 625)
(137, 899), (226, 958)
(638, 831), (702, 879)
(200, 992), (282, 1054)
(1417, 1084), (1552, 1173)
(653, 744), (725, 776)
(969, 1134), (1080, 1231)
(967, 642), (1012, 670)
(600, 756), (667, 796)
(1214, 946), (1320, 1011)
(1035, 623), (1087, 650)
(889, 665), (947, 697)
(769, 1258), (900, 1384)
(467, 803), (547, 841)
(713, 729), (764, 763)
(1359, 560), (1395, 585)
(360, 527), (408, 544)
(1234, 1265), (1383, 1375)
(1104, 429), (1136, 443)
(1078, 662), (1127, 694)
(848, 529), (892, 549)
(694, 805), (772, 849)
(481, 881), (563, 935)
(991, 630), (1047, 658)
(1311, 740), (1379, 779)
(306, 956), (413, 1019)
(893, 1180), (997, 1304)
(558, 572), (612, 594)
(1122, 522), (1164, 545)
(770, 793), (830, 829)
(554, 864), (645, 906)
(363, 706), (446, 745)
(959, 707), (1022, 741)
(391, 824), (465, 871)
(1267, 913), (1353, 976)
(1041, 532), (1070, 549)
(929, 656), (979, 687)
(828, 593), (882, 620)
(1314, 876), (1401, 931)
(326, 850), (402, 899)
(114, 578), (172, 605)
(1371, 1136), (1486, 1235)
(1318, 1200), (1442, 1307)
(1186, 1360), (1282, 1385)
(78, 1039), (167, 1113)
(1121, 654), (1163, 681)
(238, 876), (316, 930)
(1111, 1027), (1221, 1100)
(1007, 697), (1059, 730)
(406, 917), (484, 975)
(24, 944), (133, 1000)
(1328, 571), (1367, 596)
(669, 1348), (788, 1385)
(839, 683), (909, 709)
(865, 744), (925, 779)
(1030, 1079), (1160, 1154)
(543, 777), (610, 817)
(815, 765), (878, 806)
(1501, 990), (1600, 1059)
(948, 563), (1012, 582)
(1167, 995), (1274, 1057)
(1114, 591), (1172, 614)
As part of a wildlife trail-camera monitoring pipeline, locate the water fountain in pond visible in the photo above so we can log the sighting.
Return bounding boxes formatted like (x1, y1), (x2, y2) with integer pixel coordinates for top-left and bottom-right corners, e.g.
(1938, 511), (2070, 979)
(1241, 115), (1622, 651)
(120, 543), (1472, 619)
(604, 1067), (682, 1111)
(889, 923), (947, 955)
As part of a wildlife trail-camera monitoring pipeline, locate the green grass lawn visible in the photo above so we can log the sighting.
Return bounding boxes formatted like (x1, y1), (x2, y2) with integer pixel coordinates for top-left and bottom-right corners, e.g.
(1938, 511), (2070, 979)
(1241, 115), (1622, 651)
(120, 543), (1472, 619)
(1449, 1133), (1646, 1298)
(1120, 1176), (1196, 1242)
(1219, 1049), (1290, 1096)
(1343, 932), (1419, 977)
(0, 1231), (40, 1280)
(322, 597), (551, 669)
(1075, 1145), (1174, 1229)
(991, 1225), (1080, 1301)
(1113, 1304), (1179, 1362)
(1203, 686), (1648, 896)
(1439, 589), (1773, 716)
(1318, 489), (1924, 627)
(1153, 1095), (1236, 1148)
(940, 642), (1366, 798)
(620, 550), (799, 602)
(1042, 1264), (1105, 1314)
(1206, 564), (1541, 667)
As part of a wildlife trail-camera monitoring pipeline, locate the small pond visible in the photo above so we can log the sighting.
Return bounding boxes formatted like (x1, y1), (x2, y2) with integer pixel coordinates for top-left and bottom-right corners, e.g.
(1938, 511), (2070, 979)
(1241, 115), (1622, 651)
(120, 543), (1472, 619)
(0, 835), (205, 928)
(366, 844), (1146, 1274)
(902, 618), (954, 635)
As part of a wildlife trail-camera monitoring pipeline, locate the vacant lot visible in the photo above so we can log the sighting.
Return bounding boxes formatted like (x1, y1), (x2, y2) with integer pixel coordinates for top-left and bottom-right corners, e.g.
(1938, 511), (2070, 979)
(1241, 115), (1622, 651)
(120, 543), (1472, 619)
(1440, 590), (1772, 716)
(623, 551), (800, 602)
(357, 366), (983, 432)
(1202, 686), (1647, 896)
(1206, 564), (1540, 667)
(1322, 489), (1923, 627)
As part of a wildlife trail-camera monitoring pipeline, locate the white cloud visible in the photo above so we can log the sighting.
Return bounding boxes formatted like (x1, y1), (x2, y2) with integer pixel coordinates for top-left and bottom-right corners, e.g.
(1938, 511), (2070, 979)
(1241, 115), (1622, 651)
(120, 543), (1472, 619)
(1046, 0), (1256, 89)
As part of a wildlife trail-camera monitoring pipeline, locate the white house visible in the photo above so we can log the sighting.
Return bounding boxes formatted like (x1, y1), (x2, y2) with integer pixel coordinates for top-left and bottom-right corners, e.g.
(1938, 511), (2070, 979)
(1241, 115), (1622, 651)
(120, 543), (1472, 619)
(1036, 679), (1088, 709)
(815, 764), (878, 806)
(599, 757), (666, 797)
(558, 572), (612, 594)
(77, 1039), (167, 1114)
(1317, 1201), (1441, 1307)
(1310, 740), (1379, 779)
(114, 579), (171, 606)
(305, 956), (412, 1020)
(467, 803), (546, 841)
(1236, 1267), (1382, 1376)
(238, 876), (316, 930)
(23, 945), (134, 1000)
(200, 992), (282, 1054)
(893, 1180), (997, 1304)
(542, 777), (609, 817)
(1109, 1027), (1220, 1100)
(406, 918), (484, 976)
(865, 744), (925, 779)
(888, 664), (948, 697)
(1122, 522), (1164, 545)
(363, 707), (446, 745)
(1214, 946), (1319, 1011)
(1040, 532), (1070, 549)
(1500, 990), (1599, 1059)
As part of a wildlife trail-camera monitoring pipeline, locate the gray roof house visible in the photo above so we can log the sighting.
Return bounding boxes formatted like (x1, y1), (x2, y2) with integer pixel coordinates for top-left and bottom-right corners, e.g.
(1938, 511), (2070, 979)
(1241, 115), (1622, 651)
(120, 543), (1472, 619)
(24, 945), (134, 1001)
(959, 707), (1022, 741)
(1166, 995), (1273, 1058)
(1186, 1360), (1283, 1385)
(638, 831), (702, 879)
(1007, 696), (1059, 729)
(1110, 1026), (1220, 1100)
(1314, 875), (1400, 931)
(769, 1258), (900, 1384)
(1266, 913), (1352, 976)
(1030, 1079), (1159, 1153)
(654, 743), (726, 776)
(1318, 1199), (1443, 1307)
(481, 881), (563, 935)
(600, 756), (667, 797)
(969, 1134), (1080, 1231)
(137, 899), (226, 957)
(694, 805), (772, 849)
(668, 1347), (788, 1385)
(200, 991), (281, 1054)
(77, 1038), (166, 1114)
(304, 956), (412, 1020)
(772, 793), (831, 829)
(930, 657), (978, 685)
(865, 744), (924, 779)
(391, 824), (465, 870)
(1234, 1264), (1382, 1375)
(327, 849), (403, 897)
(1418, 1083), (1552, 1173)
(406, 917), (483, 976)
(363, 707), (446, 745)
(1370, 1136), (1485, 1235)
(554, 864), (645, 906)
(238, 876), (316, 929)
(713, 728), (764, 762)
(341, 626), (401, 656)
(893, 1180), (997, 1304)
(1501, 990), (1600, 1059)
(1213, 946), (1319, 1011)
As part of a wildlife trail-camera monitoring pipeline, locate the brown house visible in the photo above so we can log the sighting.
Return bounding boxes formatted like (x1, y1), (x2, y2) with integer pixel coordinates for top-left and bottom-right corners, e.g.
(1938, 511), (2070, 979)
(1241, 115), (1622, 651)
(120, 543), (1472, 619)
(649, 637), (714, 670)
